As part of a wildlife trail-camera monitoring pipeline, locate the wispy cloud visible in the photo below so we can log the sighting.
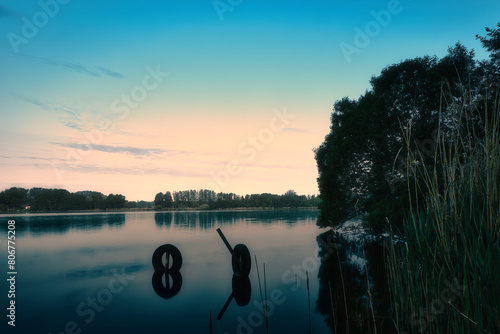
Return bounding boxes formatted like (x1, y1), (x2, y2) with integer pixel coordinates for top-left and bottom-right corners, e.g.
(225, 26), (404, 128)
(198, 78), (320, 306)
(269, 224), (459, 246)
(80, 144), (165, 156)
(61, 122), (86, 132)
(72, 164), (206, 177)
(19, 55), (125, 79)
(16, 95), (82, 117)
(96, 66), (125, 79)
(8, 153), (203, 177)
(7, 155), (68, 163)
(16, 95), (87, 132)
(27, 161), (206, 178)
(53, 142), (190, 157)
(58, 60), (100, 77)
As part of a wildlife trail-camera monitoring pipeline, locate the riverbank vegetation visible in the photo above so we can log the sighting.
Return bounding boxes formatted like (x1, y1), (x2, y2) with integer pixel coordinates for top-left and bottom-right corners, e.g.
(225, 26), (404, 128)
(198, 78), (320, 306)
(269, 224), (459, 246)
(315, 25), (499, 230)
(154, 189), (320, 210)
(387, 25), (500, 333)
(0, 187), (319, 212)
(0, 187), (139, 212)
(387, 91), (500, 332)
(316, 23), (500, 332)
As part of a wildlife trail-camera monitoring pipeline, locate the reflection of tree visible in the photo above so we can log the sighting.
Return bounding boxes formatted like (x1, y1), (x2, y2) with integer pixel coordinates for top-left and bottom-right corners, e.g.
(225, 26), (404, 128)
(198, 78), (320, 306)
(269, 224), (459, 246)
(154, 210), (319, 230)
(316, 230), (396, 333)
(154, 212), (173, 228)
(0, 214), (126, 236)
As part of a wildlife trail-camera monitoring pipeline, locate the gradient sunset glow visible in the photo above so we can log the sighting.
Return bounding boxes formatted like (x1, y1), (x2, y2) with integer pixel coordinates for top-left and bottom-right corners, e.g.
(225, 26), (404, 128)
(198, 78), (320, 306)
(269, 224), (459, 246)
(1, 0), (498, 201)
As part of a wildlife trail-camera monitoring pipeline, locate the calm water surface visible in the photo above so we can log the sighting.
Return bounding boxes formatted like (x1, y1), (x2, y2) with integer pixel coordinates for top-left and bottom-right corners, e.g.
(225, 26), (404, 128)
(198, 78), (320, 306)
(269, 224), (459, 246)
(0, 210), (392, 334)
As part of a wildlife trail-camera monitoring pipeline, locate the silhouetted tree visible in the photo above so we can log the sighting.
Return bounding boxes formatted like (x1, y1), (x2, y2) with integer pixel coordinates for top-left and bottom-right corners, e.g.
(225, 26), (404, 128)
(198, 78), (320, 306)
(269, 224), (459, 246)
(104, 194), (126, 209)
(477, 23), (500, 65)
(0, 187), (28, 210)
(164, 191), (173, 208)
(153, 189), (319, 210)
(154, 192), (164, 207)
(315, 39), (493, 228)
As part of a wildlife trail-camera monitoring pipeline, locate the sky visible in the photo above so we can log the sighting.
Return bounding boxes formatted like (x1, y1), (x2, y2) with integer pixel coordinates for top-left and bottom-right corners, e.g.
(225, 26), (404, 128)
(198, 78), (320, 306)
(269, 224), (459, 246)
(0, 0), (498, 201)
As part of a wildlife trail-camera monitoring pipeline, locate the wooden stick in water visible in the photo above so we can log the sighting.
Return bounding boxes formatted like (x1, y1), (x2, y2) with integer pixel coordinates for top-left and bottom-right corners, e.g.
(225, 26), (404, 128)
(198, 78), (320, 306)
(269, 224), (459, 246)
(307, 270), (311, 334)
(216, 228), (233, 255)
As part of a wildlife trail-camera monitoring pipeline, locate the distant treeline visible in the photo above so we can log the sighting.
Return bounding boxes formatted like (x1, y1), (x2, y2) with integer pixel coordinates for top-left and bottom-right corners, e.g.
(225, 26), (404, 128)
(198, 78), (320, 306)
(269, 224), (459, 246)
(0, 187), (318, 212)
(0, 187), (152, 212)
(154, 189), (320, 210)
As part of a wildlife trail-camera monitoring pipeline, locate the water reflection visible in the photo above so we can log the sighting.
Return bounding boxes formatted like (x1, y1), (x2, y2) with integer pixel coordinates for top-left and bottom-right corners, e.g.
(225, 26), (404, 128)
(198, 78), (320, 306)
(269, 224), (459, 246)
(148, 229), (254, 322)
(151, 244), (183, 299)
(0, 214), (125, 236)
(316, 230), (397, 333)
(0, 209), (317, 237)
(154, 209), (318, 230)
(154, 212), (173, 228)
(152, 270), (183, 299)
(3, 209), (336, 334)
(217, 275), (252, 320)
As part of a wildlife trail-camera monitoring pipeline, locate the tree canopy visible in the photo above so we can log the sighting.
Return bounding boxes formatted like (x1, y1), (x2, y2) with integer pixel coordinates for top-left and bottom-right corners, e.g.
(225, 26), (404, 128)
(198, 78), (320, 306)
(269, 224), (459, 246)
(154, 189), (320, 210)
(315, 24), (500, 228)
(0, 187), (134, 212)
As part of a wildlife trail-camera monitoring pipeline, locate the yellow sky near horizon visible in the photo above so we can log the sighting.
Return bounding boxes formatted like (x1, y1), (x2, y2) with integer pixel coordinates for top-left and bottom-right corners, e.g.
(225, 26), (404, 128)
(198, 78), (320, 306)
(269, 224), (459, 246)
(1, 105), (329, 201)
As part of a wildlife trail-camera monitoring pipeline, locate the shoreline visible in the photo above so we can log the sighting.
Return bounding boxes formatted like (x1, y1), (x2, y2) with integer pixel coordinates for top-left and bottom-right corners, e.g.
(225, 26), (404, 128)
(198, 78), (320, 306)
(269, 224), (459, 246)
(0, 206), (319, 217)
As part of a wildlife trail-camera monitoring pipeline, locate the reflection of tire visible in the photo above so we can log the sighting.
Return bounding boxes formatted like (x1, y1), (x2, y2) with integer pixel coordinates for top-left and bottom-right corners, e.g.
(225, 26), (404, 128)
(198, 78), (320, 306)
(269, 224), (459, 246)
(152, 270), (183, 299)
(152, 244), (182, 271)
(232, 244), (251, 277)
(232, 274), (251, 306)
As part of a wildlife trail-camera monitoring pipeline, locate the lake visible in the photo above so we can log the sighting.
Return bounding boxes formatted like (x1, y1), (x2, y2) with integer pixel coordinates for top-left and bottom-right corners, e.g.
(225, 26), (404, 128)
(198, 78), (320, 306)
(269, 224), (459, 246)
(0, 209), (394, 334)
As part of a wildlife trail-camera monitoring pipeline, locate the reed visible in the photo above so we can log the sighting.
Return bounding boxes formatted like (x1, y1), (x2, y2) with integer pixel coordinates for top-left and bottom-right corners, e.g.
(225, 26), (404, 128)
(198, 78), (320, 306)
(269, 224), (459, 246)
(254, 255), (269, 334)
(387, 82), (500, 333)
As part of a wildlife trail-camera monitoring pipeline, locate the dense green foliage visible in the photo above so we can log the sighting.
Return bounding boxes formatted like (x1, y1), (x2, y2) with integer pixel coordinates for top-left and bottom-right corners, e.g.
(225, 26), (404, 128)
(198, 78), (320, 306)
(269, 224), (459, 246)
(154, 189), (320, 210)
(0, 186), (317, 212)
(315, 39), (493, 228)
(387, 63), (500, 334)
(387, 120), (500, 333)
(0, 187), (136, 211)
(316, 23), (500, 333)
(388, 23), (500, 334)
(476, 22), (500, 65)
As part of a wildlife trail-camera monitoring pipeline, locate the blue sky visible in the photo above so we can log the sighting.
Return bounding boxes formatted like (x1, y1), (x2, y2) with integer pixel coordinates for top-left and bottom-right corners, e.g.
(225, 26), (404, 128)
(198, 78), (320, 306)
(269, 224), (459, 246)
(0, 0), (498, 200)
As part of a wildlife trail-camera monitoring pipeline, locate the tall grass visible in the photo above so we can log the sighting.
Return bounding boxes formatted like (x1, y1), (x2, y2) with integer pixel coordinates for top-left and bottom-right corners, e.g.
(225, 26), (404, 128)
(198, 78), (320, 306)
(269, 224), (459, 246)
(387, 82), (500, 333)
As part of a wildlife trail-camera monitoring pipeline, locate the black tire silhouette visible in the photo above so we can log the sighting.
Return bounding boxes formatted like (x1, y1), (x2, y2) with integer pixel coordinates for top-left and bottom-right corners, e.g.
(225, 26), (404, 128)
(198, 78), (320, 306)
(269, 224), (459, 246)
(152, 270), (182, 299)
(232, 274), (251, 306)
(232, 244), (251, 277)
(152, 244), (182, 271)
